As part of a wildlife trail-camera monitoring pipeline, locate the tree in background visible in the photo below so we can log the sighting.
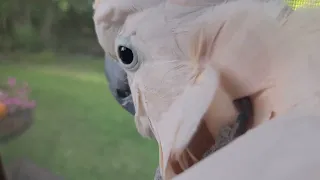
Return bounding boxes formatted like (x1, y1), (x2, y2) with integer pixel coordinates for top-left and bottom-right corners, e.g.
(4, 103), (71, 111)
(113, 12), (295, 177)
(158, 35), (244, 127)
(0, 0), (103, 55)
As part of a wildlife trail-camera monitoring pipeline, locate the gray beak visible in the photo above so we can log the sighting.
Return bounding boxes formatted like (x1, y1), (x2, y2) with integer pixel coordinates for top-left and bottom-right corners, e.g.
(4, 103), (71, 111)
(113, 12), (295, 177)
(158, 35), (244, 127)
(104, 55), (135, 115)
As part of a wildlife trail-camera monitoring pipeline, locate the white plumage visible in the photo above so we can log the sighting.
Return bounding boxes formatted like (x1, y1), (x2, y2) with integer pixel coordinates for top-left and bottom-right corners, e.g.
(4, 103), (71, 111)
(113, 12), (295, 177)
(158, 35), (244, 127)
(93, 0), (320, 179)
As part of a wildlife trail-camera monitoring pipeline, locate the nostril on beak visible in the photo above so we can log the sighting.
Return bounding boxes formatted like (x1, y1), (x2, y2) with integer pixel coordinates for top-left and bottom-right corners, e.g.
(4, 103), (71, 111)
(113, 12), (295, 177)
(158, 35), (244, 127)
(116, 88), (131, 98)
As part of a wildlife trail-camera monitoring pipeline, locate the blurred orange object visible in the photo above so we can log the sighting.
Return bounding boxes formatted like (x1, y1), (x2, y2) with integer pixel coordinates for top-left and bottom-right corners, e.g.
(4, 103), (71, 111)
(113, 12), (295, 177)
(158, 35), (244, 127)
(0, 102), (7, 120)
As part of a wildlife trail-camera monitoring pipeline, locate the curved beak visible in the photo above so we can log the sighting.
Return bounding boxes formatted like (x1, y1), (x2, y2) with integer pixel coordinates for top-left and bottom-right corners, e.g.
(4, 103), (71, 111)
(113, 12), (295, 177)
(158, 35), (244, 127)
(104, 55), (135, 115)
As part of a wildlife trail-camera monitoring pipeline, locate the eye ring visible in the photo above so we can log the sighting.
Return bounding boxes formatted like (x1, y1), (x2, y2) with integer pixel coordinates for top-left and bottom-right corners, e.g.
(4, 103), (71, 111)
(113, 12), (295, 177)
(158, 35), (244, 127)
(115, 37), (140, 72)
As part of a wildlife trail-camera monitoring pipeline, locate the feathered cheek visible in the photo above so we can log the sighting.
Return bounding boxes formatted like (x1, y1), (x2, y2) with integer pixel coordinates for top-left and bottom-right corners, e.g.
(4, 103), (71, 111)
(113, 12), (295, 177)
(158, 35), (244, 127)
(130, 82), (155, 139)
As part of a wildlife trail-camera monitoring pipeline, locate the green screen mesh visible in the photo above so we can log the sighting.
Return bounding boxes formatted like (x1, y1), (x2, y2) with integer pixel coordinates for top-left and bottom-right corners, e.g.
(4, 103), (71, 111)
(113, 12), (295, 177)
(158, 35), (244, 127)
(286, 0), (320, 10)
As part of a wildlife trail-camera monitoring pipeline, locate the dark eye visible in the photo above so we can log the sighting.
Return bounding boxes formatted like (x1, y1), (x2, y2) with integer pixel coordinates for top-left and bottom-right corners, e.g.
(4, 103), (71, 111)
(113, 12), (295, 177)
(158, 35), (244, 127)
(118, 46), (134, 65)
(115, 37), (140, 71)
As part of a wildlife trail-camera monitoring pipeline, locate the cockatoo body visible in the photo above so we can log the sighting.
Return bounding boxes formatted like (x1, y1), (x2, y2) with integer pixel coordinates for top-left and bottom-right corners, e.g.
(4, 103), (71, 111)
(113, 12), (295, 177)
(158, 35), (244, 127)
(94, 0), (320, 179)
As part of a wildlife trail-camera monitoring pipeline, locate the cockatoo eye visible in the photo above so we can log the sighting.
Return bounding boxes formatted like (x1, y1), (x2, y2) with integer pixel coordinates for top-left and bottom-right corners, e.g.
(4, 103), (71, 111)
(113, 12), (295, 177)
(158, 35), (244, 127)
(118, 46), (134, 65)
(115, 40), (140, 72)
(115, 36), (140, 72)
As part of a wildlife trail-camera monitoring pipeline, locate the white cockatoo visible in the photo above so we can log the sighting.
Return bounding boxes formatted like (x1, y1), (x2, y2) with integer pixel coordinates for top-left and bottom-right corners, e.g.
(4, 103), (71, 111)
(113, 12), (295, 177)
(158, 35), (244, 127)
(94, 0), (320, 179)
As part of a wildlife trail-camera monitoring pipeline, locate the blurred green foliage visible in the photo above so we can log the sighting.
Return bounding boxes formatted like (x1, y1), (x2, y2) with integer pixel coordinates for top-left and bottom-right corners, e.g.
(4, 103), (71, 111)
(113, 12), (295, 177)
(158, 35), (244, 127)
(0, 0), (103, 56)
(1, 0), (320, 56)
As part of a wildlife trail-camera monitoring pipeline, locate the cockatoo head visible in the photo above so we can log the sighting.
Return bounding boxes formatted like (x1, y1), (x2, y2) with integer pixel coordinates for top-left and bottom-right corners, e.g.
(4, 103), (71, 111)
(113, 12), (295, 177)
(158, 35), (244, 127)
(93, 0), (164, 59)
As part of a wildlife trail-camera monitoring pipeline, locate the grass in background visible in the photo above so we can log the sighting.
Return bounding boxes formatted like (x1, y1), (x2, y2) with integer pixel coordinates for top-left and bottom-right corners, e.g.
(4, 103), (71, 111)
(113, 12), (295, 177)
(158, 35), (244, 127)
(0, 52), (158, 180)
